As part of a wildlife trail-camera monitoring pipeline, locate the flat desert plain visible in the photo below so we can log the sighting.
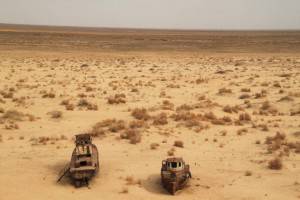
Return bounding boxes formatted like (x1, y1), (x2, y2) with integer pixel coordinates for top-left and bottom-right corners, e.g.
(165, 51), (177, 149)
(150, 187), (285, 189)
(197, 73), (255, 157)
(0, 25), (300, 200)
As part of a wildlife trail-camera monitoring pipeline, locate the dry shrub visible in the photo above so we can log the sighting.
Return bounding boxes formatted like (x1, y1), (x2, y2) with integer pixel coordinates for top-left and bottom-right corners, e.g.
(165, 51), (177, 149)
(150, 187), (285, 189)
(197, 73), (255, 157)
(5, 121), (19, 130)
(259, 124), (269, 131)
(211, 119), (225, 125)
(176, 104), (193, 111)
(131, 88), (139, 93)
(174, 140), (184, 148)
(220, 130), (227, 136)
(259, 101), (278, 115)
(161, 100), (174, 110)
(129, 120), (146, 129)
(31, 136), (60, 145)
(244, 170), (252, 176)
(87, 103), (98, 110)
(60, 135), (68, 140)
(239, 113), (252, 122)
(278, 73), (291, 78)
(48, 111), (63, 119)
(153, 113), (168, 125)
(78, 93), (87, 98)
(278, 96), (294, 102)
(0, 91), (13, 99)
(211, 116), (232, 125)
(108, 120), (126, 133)
(255, 90), (267, 99)
(85, 86), (94, 92)
(167, 84), (180, 88)
(265, 132), (285, 146)
(2, 110), (26, 121)
(150, 143), (160, 150)
(222, 116), (232, 123)
(261, 101), (271, 110)
(120, 187), (129, 194)
(289, 92), (300, 97)
(131, 108), (150, 121)
(290, 108), (300, 116)
(81, 64), (88, 68)
(94, 119), (117, 128)
(196, 77), (208, 84)
(121, 128), (141, 144)
(223, 105), (242, 113)
(185, 118), (201, 128)
(167, 148), (175, 156)
(107, 94), (126, 104)
(42, 92), (55, 98)
(171, 111), (198, 121)
(0, 107), (4, 113)
(198, 95), (206, 101)
(66, 104), (75, 111)
(77, 99), (98, 110)
(268, 157), (282, 170)
(92, 119), (126, 134)
(204, 112), (217, 120)
(273, 82), (281, 88)
(241, 88), (251, 92)
(218, 88), (232, 94)
(239, 94), (251, 99)
(171, 111), (205, 129)
(237, 128), (248, 135)
(90, 126), (105, 137)
(61, 99), (70, 106)
(125, 176), (141, 185)
(263, 132), (298, 155)
(0, 134), (2, 142)
(0, 98), (5, 104)
(77, 99), (89, 107)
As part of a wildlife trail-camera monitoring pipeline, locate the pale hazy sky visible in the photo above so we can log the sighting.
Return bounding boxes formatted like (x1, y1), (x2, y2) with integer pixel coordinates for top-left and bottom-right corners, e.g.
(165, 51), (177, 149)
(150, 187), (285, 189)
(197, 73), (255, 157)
(0, 0), (300, 30)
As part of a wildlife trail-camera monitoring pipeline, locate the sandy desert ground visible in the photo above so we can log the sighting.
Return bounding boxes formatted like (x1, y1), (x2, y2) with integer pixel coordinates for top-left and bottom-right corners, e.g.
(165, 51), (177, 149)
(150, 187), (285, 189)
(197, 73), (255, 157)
(0, 25), (300, 200)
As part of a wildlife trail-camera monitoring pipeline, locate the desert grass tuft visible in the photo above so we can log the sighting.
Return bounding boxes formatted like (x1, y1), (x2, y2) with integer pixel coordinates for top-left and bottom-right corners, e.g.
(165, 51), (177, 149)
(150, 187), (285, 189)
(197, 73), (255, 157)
(268, 157), (282, 170)
(131, 108), (150, 121)
(174, 140), (184, 148)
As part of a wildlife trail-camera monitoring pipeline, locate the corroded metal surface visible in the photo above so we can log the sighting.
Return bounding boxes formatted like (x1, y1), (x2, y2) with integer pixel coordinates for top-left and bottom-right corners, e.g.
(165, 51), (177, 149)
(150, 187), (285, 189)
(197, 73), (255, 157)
(58, 134), (99, 187)
(161, 157), (191, 195)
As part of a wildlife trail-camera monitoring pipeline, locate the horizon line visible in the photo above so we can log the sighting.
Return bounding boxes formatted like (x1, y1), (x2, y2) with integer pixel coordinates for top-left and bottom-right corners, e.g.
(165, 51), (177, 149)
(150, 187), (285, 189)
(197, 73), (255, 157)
(1, 22), (300, 32)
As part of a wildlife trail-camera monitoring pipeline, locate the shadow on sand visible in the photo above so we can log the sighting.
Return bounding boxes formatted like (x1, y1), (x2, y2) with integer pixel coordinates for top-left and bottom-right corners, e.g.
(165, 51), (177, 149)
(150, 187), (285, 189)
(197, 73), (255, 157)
(141, 174), (169, 195)
(48, 160), (72, 186)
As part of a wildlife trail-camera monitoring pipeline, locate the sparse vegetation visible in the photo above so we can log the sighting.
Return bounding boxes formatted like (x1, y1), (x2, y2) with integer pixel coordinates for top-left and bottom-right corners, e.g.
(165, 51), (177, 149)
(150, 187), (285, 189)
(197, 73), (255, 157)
(218, 88), (232, 94)
(107, 94), (126, 104)
(152, 113), (168, 125)
(120, 128), (141, 144)
(167, 148), (175, 156)
(150, 142), (160, 150)
(131, 108), (150, 121)
(48, 110), (63, 119)
(174, 140), (184, 148)
(268, 157), (282, 170)
(77, 99), (98, 110)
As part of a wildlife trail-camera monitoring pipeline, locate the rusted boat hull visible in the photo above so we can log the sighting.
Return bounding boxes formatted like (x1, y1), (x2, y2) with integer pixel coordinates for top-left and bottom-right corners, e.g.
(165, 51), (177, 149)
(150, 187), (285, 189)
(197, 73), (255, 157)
(69, 144), (99, 186)
(161, 176), (189, 195)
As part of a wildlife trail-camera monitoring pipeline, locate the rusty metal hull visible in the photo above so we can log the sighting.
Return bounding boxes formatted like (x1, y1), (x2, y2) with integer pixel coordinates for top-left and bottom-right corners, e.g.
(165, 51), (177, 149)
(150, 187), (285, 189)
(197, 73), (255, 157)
(161, 172), (190, 194)
(69, 144), (99, 186)
(161, 158), (191, 195)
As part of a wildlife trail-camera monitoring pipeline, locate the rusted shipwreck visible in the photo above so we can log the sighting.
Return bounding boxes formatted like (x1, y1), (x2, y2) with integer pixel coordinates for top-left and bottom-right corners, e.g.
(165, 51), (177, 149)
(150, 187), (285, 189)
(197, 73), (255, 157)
(161, 157), (191, 195)
(58, 134), (99, 187)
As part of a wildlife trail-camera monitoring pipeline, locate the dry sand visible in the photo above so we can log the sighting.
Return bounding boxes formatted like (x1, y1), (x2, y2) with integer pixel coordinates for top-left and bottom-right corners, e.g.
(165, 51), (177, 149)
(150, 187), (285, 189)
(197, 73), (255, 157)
(0, 26), (300, 200)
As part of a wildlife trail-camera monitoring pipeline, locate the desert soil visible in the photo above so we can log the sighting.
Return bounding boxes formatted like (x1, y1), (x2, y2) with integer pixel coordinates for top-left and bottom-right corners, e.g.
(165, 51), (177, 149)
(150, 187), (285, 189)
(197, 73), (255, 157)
(0, 26), (300, 200)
